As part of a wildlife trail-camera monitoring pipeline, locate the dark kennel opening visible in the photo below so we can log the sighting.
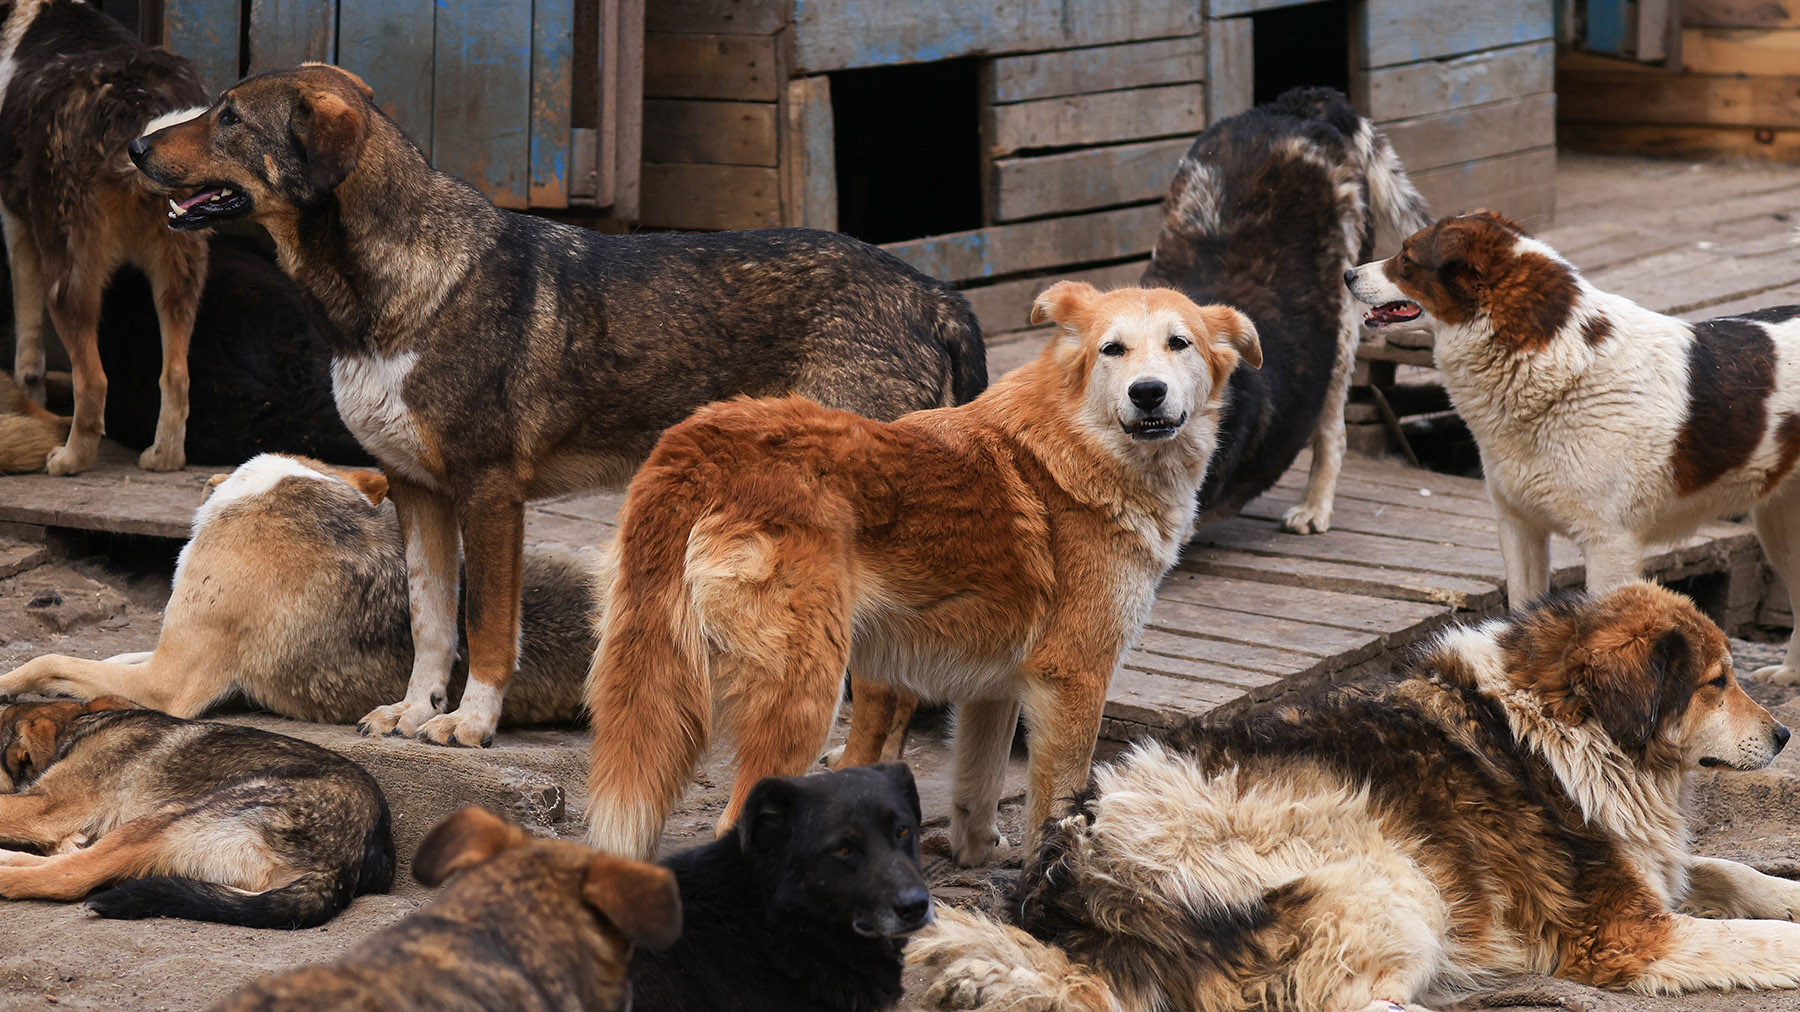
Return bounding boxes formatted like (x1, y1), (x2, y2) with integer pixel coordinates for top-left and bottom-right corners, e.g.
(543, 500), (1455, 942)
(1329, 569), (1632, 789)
(830, 58), (983, 245)
(1252, 0), (1352, 106)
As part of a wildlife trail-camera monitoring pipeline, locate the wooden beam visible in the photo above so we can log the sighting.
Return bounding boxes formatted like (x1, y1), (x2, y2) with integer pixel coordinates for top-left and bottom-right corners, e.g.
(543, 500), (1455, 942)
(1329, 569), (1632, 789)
(1560, 120), (1800, 161)
(1559, 70), (1800, 128)
(246, 0), (335, 74)
(1408, 146), (1557, 227)
(1206, 16), (1254, 124)
(644, 99), (779, 165)
(613, 0), (646, 218)
(645, 0), (786, 35)
(644, 32), (782, 100)
(987, 37), (1203, 104)
(530, 0), (576, 207)
(1362, 40), (1552, 121)
(782, 77), (837, 229)
(1681, 27), (1800, 75)
(1683, 0), (1800, 29)
(881, 204), (1163, 284)
(989, 138), (1189, 222)
(959, 259), (1148, 334)
(986, 84), (1204, 155)
(639, 163), (782, 229)
(1358, 0), (1553, 69)
(162, 0), (240, 93)
(338, 2), (437, 153)
(1379, 93), (1556, 174)
(433, 0), (533, 208)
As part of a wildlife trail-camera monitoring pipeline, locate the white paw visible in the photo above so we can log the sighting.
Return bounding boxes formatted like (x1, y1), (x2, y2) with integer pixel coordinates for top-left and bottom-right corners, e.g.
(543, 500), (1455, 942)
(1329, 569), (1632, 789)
(950, 823), (1008, 867)
(1281, 503), (1332, 535)
(415, 709), (497, 748)
(357, 698), (439, 738)
(44, 443), (93, 476)
(1750, 664), (1800, 687)
(138, 441), (185, 472)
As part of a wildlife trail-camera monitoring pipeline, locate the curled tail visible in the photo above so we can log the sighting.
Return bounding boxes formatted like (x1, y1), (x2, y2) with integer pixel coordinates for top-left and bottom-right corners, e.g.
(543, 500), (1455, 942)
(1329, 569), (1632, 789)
(909, 906), (1123, 1012)
(85, 870), (351, 929)
(0, 372), (70, 474)
(937, 289), (988, 406)
(1352, 118), (1433, 254)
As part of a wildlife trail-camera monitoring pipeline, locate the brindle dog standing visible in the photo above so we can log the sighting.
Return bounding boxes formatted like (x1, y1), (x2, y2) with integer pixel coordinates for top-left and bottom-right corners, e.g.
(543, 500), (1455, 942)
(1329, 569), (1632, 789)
(129, 63), (985, 749)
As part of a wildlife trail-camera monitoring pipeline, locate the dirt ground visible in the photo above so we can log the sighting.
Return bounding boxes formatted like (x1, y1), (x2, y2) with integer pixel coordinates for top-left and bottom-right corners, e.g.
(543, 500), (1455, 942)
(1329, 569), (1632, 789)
(5, 533), (1800, 1011)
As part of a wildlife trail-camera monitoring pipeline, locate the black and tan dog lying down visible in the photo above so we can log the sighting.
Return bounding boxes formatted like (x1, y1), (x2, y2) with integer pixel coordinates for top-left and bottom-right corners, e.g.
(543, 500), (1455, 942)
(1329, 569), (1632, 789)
(218, 765), (930, 1012)
(913, 583), (1800, 1012)
(0, 697), (392, 928)
(0, 453), (595, 725)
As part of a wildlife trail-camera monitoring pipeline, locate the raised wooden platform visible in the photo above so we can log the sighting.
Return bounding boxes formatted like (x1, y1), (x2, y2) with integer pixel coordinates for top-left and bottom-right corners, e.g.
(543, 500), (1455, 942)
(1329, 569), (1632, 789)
(0, 441), (1762, 740)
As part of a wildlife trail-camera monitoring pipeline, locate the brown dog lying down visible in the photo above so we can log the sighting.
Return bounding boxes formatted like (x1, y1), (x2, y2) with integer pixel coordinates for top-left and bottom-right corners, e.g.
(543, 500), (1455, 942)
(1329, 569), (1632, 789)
(0, 697), (392, 928)
(216, 808), (681, 1012)
(0, 453), (597, 725)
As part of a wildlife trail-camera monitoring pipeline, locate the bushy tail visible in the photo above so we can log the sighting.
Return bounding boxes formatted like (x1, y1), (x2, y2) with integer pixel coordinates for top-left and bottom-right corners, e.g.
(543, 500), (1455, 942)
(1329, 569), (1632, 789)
(1352, 119), (1433, 254)
(938, 290), (989, 406)
(908, 906), (1124, 1012)
(0, 372), (69, 473)
(583, 497), (713, 860)
(85, 871), (350, 929)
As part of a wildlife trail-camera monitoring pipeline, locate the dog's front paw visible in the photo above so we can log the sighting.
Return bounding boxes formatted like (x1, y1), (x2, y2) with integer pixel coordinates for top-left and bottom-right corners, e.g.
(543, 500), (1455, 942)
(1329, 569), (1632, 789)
(414, 709), (496, 748)
(949, 824), (1008, 867)
(1280, 503), (1332, 534)
(1750, 663), (1800, 687)
(44, 443), (94, 476)
(357, 699), (438, 738)
(138, 441), (185, 472)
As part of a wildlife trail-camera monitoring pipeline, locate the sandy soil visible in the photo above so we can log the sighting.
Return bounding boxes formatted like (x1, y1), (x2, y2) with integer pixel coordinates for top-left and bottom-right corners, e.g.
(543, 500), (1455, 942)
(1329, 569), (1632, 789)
(3, 534), (1800, 1011)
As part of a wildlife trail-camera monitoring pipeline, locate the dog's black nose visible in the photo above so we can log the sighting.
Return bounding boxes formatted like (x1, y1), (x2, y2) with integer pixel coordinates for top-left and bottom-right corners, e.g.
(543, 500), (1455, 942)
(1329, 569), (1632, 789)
(1128, 380), (1166, 411)
(893, 886), (931, 926)
(1776, 723), (1791, 754)
(127, 136), (149, 166)
(1343, 269), (1357, 288)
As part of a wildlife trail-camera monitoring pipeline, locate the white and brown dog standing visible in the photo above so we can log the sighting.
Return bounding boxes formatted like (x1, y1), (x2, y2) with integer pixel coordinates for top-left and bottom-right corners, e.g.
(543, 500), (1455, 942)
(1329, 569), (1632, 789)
(1347, 210), (1800, 684)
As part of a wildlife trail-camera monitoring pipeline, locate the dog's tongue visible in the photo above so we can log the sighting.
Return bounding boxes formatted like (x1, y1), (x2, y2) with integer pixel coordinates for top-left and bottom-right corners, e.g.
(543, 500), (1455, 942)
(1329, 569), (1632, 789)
(1368, 301), (1421, 324)
(176, 188), (221, 210)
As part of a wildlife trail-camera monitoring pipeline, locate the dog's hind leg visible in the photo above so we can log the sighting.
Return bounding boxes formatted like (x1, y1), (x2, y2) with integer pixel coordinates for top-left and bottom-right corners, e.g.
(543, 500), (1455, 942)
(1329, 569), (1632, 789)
(1283, 856), (1450, 1012)
(0, 651), (226, 717)
(2, 208), (47, 405)
(359, 479), (461, 739)
(0, 816), (169, 901)
(1682, 856), (1800, 920)
(832, 675), (917, 769)
(42, 270), (106, 476)
(948, 697), (1021, 867)
(1749, 487), (1800, 685)
(1282, 290), (1362, 534)
(1493, 494), (1553, 610)
(1607, 913), (1800, 993)
(137, 236), (206, 472)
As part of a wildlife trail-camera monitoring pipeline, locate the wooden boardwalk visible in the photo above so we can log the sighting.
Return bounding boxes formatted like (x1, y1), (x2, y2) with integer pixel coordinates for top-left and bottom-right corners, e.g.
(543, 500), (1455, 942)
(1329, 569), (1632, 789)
(0, 152), (1791, 739)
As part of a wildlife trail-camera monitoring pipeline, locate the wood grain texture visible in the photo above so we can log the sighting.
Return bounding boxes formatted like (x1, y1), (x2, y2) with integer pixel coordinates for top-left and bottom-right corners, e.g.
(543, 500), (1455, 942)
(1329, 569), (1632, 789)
(645, 0), (786, 35)
(639, 163), (782, 228)
(989, 137), (1189, 222)
(644, 99), (779, 165)
(1683, 0), (1800, 28)
(432, 0), (533, 208)
(1358, 0), (1553, 68)
(1681, 26), (1800, 74)
(613, 0), (646, 217)
(782, 77), (837, 229)
(644, 32), (781, 100)
(531, 0), (575, 207)
(881, 203), (1162, 283)
(246, 0), (335, 74)
(958, 259), (1147, 333)
(339, 2), (437, 156)
(1560, 120), (1800, 159)
(1379, 93), (1556, 173)
(1559, 70), (1800, 127)
(1207, 16), (1254, 123)
(1408, 145), (1557, 227)
(162, 0), (240, 93)
(987, 36), (1203, 104)
(985, 83), (1204, 155)
(1362, 40), (1552, 121)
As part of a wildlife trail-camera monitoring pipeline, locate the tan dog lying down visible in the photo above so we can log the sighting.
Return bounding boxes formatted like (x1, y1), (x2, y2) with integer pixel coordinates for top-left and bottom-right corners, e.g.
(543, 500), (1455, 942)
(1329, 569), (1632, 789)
(0, 454), (597, 728)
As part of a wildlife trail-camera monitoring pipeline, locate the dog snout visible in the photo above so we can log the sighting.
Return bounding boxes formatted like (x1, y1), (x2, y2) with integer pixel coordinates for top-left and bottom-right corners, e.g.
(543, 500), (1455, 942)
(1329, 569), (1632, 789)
(1344, 268), (1358, 288)
(892, 885), (932, 931)
(1775, 722), (1791, 755)
(1128, 379), (1166, 411)
(128, 136), (150, 167)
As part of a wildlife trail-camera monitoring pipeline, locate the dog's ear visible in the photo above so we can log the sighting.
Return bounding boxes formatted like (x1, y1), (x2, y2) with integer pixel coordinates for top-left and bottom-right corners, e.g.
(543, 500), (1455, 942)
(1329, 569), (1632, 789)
(1195, 305), (1262, 370)
(872, 762), (922, 823)
(1571, 604), (1694, 753)
(14, 716), (63, 773)
(300, 62), (375, 101)
(1030, 281), (1101, 329)
(342, 469), (389, 506)
(582, 854), (683, 950)
(737, 776), (797, 853)
(412, 807), (531, 887)
(84, 696), (137, 712)
(291, 84), (369, 194)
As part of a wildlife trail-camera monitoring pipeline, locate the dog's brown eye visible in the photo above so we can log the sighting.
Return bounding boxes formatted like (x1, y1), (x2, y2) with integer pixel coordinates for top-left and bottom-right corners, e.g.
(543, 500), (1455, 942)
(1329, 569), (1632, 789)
(1100, 342), (1125, 357)
(1709, 674), (1729, 688)
(896, 826), (910, 840)
(218, 106), (239, 127)
(1167, 335), (1190, 351)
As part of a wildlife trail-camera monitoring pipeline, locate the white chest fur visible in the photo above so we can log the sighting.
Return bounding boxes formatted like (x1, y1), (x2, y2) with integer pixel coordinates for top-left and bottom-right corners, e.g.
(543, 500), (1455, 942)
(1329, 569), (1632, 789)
(331, 352), (436, 487)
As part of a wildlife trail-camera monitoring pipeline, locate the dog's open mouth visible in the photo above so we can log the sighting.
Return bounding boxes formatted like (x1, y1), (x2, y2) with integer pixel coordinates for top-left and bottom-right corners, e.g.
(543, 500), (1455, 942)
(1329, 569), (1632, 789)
(166, 184), (252, 229)
(1363, 300), (1422, 328)
(1121, 413), (1186, 441)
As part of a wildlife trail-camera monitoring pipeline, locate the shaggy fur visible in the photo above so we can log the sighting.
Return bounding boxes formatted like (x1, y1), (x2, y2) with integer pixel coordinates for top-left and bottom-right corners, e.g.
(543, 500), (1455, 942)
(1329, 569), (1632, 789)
(0, 0), (209, 474)
(216, 808), (679, 1011)
(585, 283), (1259, 863)
(630, 765), (931, 1012)
(0, 453), (595, 723)
(0, 368), (65, 472)
(910, 583), (1800, 1011)
(130, 63), (985, 749)
(0, 697), (392, 928)
(1147, 86), (1431, 534)
(1347, 212), (1800, 687)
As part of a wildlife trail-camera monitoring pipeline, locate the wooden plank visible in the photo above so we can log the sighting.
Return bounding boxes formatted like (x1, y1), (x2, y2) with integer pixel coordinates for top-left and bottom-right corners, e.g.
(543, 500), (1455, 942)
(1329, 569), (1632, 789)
(644, 32), (782, 101)
(1212, 0), (1339, 14)
(1156, 571), (1447, 635)
(1207, 16), (1254, 124)
(1135, 620), (1326, 677)
(1105, 668), (1228, 727)
(338, 2), (437, 153)
(530, 0), (576, 207)
(1408, 146), (1557, 227)
(644, 99), (779, 165)
(1379, 93), (1555, 174)
(1148, 596), (1378, 660)
(1682, 27), (1800, 74)
(613, 0), (646, 217)
(986, 83), (1204, 155)
(1182, 546), (1506, 611)
(246, 0), (335, 74)
(1560, 121), (1800, 161)
(987, 37), (1203, 104)
(1359, 0), (1553, 68)
(1639, 0), (1674, 62)
(1193, 515), (1511, 583)
(1361, 41), (1553, 122)
(432, 0), (533, 208)
(1559, 71), (1800, 128)
(645, 0), (786, 35)
(163, 0), (240, 94)
(882, 204), (1162, 284)
(959, 259), (1147, 333)
(639, 163), (782, 229)
(790, 0), (1203, 73)
(1684, 0), (1800, 28)
(782, 77), (837, 229)
(990, 137), (1189, 222)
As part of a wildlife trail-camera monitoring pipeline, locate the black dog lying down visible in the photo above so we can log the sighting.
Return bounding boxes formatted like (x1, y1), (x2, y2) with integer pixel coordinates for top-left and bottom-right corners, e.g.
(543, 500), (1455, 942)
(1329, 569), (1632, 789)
(631, 763), (933, 1012)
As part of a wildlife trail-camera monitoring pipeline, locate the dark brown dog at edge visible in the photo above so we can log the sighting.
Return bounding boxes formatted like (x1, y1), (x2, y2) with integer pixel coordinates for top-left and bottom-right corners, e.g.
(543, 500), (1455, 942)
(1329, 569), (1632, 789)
(128, 63), (984, 748)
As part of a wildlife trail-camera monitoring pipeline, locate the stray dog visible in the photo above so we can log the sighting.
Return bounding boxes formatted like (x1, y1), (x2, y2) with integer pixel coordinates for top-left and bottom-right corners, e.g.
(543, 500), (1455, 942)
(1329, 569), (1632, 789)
(0, 453), (596, 724)
(0, 369), (65, 472)
(586, 282), (1259, 862)
(216, 807), (679, 1012)
(911, 583), (1800, 1011)
(1347, 211), (1800, 684)
(0, 0), (210, 474)
(131, 63), (985, 748)
(0, 697), (392, 927)
(1147, 86), (1431, 534)
(630, 764), (931, 1012)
